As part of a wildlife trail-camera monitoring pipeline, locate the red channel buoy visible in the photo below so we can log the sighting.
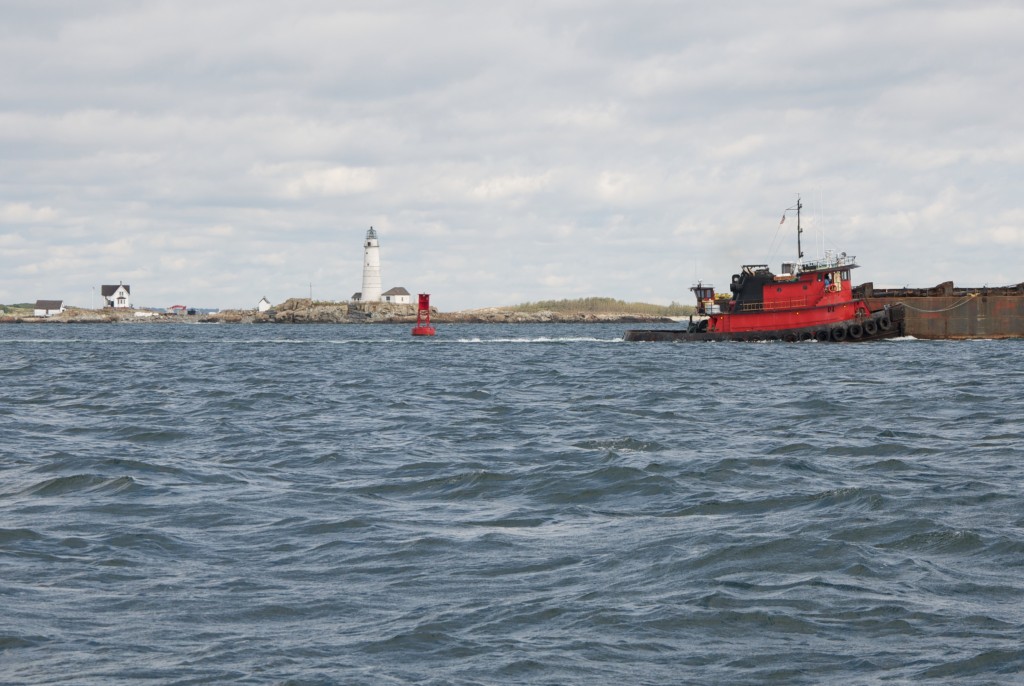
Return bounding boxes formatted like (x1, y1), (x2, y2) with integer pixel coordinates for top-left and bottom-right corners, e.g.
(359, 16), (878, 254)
(412, 293), (436, 336)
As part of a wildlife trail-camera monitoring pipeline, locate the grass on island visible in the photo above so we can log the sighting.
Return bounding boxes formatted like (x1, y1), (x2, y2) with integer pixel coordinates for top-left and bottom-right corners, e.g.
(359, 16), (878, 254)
(508, 297), (695, 316)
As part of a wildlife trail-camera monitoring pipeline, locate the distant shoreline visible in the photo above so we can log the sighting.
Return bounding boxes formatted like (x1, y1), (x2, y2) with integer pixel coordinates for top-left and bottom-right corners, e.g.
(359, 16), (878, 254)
(0, 305), (682, 325)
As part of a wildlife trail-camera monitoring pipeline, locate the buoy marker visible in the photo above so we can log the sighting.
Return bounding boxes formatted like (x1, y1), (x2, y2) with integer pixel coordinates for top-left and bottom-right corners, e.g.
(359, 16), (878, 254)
(412, 293), (436, 336)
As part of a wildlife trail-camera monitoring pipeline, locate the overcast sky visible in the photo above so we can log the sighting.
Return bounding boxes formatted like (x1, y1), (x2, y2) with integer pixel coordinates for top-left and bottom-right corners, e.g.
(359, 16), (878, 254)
(2, 1), (1022, 310)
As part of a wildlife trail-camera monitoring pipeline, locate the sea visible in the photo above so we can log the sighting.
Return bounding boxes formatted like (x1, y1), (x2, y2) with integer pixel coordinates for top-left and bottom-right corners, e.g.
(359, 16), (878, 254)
(2, 323), (1022, 685)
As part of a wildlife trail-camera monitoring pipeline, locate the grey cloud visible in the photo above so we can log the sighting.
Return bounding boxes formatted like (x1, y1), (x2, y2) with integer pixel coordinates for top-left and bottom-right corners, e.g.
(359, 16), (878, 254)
(2, 1), (1022, 309)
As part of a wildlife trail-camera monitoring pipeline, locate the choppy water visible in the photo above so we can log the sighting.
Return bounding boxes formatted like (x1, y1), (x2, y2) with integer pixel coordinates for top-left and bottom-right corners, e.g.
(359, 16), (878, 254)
(2, 323), (1023, 685)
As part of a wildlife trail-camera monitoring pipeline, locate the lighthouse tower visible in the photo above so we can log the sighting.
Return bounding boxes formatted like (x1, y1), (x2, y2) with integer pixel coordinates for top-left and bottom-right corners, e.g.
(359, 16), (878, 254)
(360, 227), (382, 302)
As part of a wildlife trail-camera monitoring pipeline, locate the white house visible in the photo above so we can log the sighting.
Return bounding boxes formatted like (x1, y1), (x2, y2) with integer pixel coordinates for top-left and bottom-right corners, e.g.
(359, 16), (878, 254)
(101, 283), (131, 308)
(257, 297), (272, 312)
(381, 286), (412, 305)
(34, 299), (65, 317)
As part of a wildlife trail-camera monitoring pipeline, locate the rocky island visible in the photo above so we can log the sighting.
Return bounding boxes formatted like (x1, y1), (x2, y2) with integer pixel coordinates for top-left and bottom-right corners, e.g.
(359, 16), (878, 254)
(1, 298), (689, 325)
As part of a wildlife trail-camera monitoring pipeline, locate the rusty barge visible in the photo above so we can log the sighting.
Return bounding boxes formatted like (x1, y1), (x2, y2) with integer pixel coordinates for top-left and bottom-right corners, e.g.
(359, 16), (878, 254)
(855, 281), (1024, 339)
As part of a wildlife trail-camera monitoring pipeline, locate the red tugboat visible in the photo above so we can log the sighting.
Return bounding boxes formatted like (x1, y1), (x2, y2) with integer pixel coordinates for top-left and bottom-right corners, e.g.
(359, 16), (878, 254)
(624, 198), (905, 342)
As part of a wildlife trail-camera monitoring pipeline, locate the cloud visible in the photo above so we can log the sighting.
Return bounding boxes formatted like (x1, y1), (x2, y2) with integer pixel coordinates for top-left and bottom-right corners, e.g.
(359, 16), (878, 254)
(1, 1), (1023, 308)
(472, 173), (551, 200)
(209, 224), (234, 237)
(282, 166), (378, 198)
(989, 227), (1024, 245)
(1, 203), (57, 222)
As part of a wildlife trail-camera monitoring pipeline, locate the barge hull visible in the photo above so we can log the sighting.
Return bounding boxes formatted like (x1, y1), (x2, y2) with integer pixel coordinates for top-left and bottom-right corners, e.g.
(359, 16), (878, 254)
(855, 282), (1024, 339)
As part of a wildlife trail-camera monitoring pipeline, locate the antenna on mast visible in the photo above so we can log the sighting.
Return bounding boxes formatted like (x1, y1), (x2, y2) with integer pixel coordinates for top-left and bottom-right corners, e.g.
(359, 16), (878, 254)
(783, 195), (804, 261)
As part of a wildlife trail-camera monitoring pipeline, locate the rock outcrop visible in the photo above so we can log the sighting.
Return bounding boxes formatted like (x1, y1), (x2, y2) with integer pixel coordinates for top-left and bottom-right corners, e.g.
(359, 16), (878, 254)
(2, 301), (673, 324)
(201, 299), (419, 324)
(432, 308), (674, 324)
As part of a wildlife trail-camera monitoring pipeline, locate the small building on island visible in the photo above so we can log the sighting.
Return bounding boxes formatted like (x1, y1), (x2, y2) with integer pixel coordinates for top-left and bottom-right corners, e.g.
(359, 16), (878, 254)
(257, 297), (272, 313)
(34, 300), (65, 317)
(101, 283), (131, 308)
(382, 287), (412, 305)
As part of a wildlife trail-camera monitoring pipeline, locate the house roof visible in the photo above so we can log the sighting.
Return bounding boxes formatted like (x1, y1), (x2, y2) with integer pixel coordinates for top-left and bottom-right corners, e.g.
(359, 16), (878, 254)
(382, 286), (410, 296)
(101, 284), (130, 296)
(35, 299), (63, 309)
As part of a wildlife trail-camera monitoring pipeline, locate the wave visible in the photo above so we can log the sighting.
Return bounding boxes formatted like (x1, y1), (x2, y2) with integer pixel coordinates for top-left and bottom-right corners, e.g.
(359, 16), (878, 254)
(453, 336), (623, 343)
(19, 474), (139, 497)
(3, 323), (1023, 684)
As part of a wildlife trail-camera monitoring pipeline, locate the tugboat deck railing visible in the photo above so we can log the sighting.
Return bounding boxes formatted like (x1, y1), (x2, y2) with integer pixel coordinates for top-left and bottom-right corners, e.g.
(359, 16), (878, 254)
(800, 253), (857, 272)
(735, 297), (811, 312)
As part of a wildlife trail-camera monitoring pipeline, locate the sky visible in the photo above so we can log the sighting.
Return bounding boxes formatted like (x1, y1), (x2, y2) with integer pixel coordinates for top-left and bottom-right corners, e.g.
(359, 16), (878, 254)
(2, 0), (1023, 310)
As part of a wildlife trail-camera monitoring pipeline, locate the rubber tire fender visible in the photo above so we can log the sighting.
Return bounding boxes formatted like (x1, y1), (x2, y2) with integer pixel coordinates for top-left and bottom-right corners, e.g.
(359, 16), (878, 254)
(878, 316), (892, 331)
(863, 320), (878, 336)
(848, 323), (863, 339)
(831, 326), (847, 342)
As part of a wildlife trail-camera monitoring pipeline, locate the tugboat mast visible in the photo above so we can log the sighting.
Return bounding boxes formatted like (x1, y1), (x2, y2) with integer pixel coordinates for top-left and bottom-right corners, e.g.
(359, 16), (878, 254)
(783, 195), (804, 262)
(797, 196), (803, 260)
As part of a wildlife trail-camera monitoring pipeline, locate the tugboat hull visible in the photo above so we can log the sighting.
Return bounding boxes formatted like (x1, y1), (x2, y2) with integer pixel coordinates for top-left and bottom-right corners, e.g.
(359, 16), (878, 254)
(624, 305), (905, 343)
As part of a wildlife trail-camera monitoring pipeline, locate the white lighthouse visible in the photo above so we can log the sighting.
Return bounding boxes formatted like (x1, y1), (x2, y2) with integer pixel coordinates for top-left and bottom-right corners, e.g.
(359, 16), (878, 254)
(360, 227), (382, 302)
